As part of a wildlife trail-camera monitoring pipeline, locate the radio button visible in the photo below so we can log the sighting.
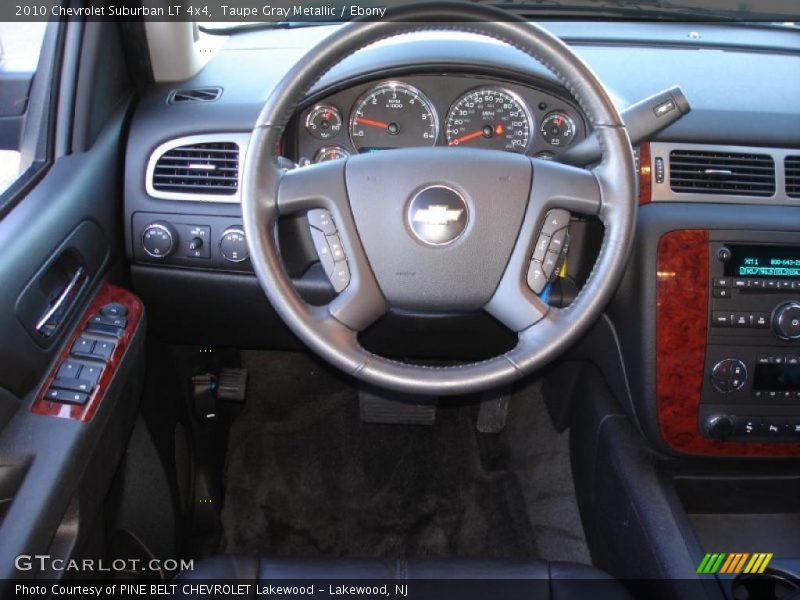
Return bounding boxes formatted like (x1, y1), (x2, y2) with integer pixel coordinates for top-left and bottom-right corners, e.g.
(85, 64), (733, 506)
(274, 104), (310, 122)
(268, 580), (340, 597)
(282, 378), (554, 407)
(753, 313), (770, 328)
(731, 312), (751, 327)
(788, 420), (800, 438)
(787, 355), (800, 364)
(766, 280), (779, 290)
(712, 312), (730, 327)
(733, 279), (749, 289)
(713, 277), (730, 288)
(713, 288), (731, 298)
(750, 279), (764, 289)
(730, 378), (745, 391)
(780, 281), (792, 290)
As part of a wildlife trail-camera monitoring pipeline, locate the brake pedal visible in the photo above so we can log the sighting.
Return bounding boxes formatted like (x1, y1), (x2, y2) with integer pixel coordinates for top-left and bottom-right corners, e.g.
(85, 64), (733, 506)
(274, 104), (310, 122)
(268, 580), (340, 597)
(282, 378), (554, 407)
(359, 385), (437, 425)
(216, 368), (248, 402)
(477, 385), (512, 433)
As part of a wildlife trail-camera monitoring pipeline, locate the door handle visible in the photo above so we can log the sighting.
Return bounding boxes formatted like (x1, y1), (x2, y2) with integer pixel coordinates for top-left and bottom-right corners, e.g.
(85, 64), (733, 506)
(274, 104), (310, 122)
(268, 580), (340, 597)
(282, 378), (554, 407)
(35, 267), (87, 338)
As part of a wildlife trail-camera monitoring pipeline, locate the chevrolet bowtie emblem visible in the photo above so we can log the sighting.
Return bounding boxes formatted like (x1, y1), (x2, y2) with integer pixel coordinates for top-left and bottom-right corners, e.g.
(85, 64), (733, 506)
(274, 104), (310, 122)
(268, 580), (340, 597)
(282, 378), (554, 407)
(412, 205), (464, 226)
(407, 185), (468, 246)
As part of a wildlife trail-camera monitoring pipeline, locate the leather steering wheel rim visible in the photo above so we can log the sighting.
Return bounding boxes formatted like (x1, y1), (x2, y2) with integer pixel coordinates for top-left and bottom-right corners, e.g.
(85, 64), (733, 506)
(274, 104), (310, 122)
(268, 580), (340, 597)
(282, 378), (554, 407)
(242, 2), (637, 396)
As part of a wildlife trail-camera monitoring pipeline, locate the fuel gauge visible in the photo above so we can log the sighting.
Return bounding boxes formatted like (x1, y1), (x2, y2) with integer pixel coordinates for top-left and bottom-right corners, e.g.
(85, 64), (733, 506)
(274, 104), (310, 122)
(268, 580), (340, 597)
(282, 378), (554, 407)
(540, 112), (576, 147)
(305, 104), (343, 140)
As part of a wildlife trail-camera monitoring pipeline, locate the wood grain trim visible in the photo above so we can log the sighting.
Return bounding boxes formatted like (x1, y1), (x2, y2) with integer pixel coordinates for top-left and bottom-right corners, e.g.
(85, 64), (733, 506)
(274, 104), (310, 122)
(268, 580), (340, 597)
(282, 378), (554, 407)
(31, 283), (143, 422)
(638, 143), (652, 205)
(656, 230), (800, 456)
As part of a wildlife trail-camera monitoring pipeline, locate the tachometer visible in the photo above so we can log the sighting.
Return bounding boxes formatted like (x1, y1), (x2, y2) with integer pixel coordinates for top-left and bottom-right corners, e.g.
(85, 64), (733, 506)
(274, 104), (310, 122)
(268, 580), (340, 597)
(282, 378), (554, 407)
(349, 82), (438, 153)
(445, 87), (532, 153)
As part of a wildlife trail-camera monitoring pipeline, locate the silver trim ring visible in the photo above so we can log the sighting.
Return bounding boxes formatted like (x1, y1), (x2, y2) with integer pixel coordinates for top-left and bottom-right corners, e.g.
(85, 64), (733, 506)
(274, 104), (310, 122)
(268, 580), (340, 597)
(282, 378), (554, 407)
(141, 223), (175, 258)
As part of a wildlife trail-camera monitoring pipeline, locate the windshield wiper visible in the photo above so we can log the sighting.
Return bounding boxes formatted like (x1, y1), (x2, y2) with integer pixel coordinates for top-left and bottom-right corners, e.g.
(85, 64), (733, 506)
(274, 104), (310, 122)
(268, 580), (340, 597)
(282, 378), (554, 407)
(199, 21), (336, 35)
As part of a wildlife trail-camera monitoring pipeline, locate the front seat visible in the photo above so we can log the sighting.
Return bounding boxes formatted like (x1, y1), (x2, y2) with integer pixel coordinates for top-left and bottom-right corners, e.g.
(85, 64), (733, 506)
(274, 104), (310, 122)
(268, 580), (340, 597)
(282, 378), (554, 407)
(178, 556), (632, 599)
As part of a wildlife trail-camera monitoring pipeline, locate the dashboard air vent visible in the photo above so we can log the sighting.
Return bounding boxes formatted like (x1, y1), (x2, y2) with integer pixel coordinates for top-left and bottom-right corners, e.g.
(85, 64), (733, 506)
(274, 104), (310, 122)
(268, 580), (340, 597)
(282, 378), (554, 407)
(786, 156), (800, 198)
(168, 87), (222, 104)
(152, 142), (238, 195)
(669, 150), (775, 197)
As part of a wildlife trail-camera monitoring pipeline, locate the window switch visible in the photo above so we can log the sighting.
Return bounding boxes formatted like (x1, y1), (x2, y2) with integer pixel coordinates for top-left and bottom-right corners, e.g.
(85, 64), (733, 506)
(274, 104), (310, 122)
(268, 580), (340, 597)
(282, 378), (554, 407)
(45, 387), (89, 405)
(79, 364), (103, 386)
(71, 337), (95, 358)
(52, 378), (94, 394)
(85, 322), (125, 337)
(91, 340), (116, 360)
(57, 361), (83, 380)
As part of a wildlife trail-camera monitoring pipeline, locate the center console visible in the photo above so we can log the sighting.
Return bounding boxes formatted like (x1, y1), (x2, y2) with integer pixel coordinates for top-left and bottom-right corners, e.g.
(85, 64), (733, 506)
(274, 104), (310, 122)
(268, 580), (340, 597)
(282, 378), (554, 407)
(656, 229), (800, 456)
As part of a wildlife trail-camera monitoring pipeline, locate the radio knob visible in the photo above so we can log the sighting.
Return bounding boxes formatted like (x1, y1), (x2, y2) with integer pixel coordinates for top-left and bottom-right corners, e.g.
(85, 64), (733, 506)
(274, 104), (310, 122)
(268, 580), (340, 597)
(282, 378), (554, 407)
(773, 302), (800, 340)
(704, 414), (734, 442)
(142, 222), (177, 258)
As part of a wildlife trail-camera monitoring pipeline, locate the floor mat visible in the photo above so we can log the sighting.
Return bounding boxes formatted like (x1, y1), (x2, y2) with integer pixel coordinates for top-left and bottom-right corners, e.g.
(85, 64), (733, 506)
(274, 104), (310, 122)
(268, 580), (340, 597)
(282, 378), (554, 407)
(220, 350), (585, 561)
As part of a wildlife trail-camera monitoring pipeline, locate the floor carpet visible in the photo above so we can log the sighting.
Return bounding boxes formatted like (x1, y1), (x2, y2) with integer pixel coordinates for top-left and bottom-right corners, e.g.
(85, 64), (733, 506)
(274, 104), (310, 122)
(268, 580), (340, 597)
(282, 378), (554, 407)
(220, 350), (589, 563)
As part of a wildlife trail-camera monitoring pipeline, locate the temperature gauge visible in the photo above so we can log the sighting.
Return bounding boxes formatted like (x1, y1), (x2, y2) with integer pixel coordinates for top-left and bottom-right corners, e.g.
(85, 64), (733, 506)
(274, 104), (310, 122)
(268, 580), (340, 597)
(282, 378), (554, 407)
(540, 112), (576, 147)
(305, 104), (343, 140)
(313, 146), (350, 163)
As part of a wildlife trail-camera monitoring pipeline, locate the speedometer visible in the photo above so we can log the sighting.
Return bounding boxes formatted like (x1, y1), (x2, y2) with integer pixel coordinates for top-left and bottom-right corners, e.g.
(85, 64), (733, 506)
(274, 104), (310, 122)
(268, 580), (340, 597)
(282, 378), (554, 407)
(445, 87), (532, 153)
(349, 82), (438, 153)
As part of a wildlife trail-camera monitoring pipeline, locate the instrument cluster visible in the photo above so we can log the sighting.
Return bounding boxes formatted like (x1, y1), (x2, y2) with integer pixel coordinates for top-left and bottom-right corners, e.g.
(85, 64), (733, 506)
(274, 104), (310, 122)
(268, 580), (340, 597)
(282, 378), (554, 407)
(292, 74), (586, 165)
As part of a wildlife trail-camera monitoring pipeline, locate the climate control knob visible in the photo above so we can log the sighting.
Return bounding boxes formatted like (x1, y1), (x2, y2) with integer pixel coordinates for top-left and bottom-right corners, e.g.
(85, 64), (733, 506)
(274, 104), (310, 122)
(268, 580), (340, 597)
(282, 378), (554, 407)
(142, 222), (177, 258)
(773, 302), (800, 340)
(704, 414), (734, 442)
(219, 227), (248, 263)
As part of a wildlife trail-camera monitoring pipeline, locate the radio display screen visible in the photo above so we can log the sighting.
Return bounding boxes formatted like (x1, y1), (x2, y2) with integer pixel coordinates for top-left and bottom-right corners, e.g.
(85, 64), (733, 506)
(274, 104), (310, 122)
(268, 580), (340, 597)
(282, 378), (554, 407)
(724, 245), (800, 279)
(753, 363), (800, 391)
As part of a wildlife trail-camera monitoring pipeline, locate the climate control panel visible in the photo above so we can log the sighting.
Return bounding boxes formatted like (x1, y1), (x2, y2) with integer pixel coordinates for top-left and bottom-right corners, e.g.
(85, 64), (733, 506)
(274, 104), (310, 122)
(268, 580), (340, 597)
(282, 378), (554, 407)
(132, 212), (250, 272)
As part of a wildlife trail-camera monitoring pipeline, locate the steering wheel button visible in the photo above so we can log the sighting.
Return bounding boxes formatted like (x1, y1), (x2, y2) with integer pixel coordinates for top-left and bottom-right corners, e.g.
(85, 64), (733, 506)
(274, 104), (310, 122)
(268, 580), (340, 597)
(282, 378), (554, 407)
(527, 260), (547, 294)
(549, 229), (567, 253)
(542, 250), (560, 278)
(309, 227), (335, 276)
(541, 209), (570, 236)
(532, 235), (550, 262)
(307, 209), (337, 235)
(330, 261), (351, 293)
(326, 234), (346, 262)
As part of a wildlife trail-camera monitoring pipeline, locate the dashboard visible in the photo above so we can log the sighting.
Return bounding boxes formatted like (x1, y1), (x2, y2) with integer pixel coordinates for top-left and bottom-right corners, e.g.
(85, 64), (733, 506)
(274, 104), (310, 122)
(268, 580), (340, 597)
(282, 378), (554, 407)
(289, 74), (587, 165)
(123, 23), (800, 457)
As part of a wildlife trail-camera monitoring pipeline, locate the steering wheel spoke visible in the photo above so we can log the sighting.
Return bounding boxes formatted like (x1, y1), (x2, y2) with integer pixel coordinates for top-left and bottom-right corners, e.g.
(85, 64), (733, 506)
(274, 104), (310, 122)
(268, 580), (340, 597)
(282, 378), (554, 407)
(277, 160), (388, 332)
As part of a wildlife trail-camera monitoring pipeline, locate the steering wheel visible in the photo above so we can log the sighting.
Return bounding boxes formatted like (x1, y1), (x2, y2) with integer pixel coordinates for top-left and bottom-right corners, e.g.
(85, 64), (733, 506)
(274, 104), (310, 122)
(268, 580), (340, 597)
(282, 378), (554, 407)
(242, 2), (636, 396)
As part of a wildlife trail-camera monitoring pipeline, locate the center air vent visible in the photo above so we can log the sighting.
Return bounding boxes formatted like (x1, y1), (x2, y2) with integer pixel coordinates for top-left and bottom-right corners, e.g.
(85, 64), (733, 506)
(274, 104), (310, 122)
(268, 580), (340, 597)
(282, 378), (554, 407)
(669, 150), (775, 197)
(168, 87), (222, 104)
(786, 156), (800, 198)
(152, 142), (239, 196)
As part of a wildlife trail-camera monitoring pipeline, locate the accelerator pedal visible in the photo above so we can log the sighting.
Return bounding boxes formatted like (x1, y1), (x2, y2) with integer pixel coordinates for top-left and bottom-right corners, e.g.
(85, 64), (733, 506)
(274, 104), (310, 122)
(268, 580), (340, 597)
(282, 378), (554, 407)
(359, 385), (437, 425)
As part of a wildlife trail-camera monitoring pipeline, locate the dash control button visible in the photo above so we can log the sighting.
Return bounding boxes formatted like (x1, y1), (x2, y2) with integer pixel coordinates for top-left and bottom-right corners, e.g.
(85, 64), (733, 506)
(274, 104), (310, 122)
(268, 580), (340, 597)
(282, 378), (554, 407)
(45, 388), (89, 405)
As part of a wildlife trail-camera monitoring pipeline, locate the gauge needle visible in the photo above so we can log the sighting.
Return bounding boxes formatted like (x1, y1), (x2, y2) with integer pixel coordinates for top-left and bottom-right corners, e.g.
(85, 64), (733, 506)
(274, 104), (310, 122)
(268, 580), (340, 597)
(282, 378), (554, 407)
(354, 117), (390, 129)
(448, 130), (484, 146)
